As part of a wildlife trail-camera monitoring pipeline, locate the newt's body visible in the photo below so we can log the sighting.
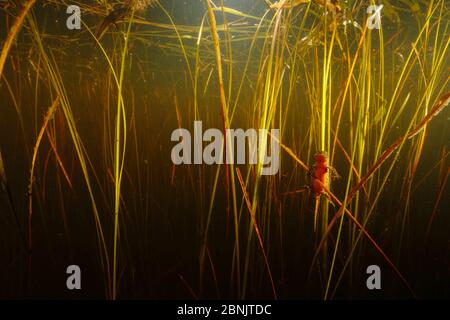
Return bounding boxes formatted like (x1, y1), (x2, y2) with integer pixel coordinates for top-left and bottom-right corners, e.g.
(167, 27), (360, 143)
(311, 151), (329, 195)
(310, 151), (337, 230)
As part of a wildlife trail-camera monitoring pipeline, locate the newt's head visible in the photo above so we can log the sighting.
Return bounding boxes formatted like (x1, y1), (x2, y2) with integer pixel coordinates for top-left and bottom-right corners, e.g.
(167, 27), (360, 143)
(314, 151), (328, 163)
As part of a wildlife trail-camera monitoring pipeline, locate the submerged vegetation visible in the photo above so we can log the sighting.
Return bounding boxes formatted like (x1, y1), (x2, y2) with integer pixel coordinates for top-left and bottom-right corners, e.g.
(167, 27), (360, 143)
(0, 0), (449, 299)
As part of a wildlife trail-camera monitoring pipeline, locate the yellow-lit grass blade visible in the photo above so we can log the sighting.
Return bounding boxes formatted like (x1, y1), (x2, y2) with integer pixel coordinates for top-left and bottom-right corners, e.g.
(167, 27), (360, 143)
(342, 92), (450, 213)
(45, 130), (73, 190)
(236, 168), (277, 299)
(270, 132), (416, 297)
(270, 0), (309, 10)
(212, 6), (261, 20)
(28, 12), (110, 298)
(313, 92), (450, 297)
(28, 97), (60, 251)
(0, 0), (37, 79)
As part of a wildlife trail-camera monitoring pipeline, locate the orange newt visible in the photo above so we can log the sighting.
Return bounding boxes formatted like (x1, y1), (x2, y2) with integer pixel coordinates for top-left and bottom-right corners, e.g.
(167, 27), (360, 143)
(310, 151), (338, 230)
(281, 151), (338, 229)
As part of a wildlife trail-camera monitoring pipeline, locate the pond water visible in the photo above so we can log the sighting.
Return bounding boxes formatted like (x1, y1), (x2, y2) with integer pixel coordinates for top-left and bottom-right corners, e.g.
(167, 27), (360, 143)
(0, 0), (449, 299)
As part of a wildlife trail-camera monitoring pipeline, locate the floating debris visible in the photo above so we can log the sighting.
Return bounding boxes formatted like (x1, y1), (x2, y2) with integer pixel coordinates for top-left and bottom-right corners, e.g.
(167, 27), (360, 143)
(270, 0), (341, 12)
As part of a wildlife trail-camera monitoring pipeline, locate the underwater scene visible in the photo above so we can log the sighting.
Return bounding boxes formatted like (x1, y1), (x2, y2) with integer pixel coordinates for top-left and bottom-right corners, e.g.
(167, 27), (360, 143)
(0, 0), (449, 299)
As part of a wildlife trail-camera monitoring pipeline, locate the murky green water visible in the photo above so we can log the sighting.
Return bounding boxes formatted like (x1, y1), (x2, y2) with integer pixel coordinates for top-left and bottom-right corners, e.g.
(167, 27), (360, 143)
(0, 0), (449, 299)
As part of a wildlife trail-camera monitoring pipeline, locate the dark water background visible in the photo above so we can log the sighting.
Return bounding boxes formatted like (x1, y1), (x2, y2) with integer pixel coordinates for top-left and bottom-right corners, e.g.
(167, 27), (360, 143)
(0, 0), (449, 299)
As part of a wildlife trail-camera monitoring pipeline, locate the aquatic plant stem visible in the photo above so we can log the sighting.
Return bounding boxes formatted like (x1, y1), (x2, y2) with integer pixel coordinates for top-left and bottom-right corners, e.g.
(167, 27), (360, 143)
(112, 9), (135, 300)
(205, 0), (230, 200)
(312, 92), (450, 297)
(28, 97), (59, 251)
(202, 0), (234, 297)
(0, 0), (37, 80)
